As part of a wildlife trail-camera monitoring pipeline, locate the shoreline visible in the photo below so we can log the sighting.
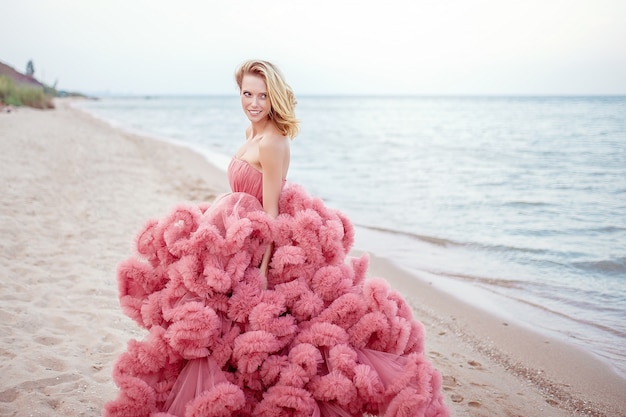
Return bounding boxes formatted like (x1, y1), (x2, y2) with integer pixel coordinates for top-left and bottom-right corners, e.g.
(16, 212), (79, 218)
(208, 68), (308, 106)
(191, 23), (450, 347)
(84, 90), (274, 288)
(351, 223), (626, 374)
(0, 99), (624, 416)
(362, 253), (626, 414)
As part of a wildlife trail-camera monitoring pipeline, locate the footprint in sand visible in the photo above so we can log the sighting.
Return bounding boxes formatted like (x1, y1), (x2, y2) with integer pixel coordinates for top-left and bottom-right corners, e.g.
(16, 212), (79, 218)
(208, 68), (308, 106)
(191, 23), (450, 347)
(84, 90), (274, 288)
(442, 375), (458, 389)
(467, 360), (484, 370)
(441, 375), (464, 402)
(449, 393), (464, 403)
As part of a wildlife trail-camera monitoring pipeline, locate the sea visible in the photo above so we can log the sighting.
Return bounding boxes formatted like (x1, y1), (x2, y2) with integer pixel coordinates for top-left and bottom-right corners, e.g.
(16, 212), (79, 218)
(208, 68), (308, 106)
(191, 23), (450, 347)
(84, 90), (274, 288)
(73, 95), (626, 378)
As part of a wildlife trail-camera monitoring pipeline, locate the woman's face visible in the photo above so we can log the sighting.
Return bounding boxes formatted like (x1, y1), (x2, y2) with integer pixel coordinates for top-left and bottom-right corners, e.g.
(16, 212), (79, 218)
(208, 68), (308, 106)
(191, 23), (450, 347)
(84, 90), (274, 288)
(240, 74), (271, 123)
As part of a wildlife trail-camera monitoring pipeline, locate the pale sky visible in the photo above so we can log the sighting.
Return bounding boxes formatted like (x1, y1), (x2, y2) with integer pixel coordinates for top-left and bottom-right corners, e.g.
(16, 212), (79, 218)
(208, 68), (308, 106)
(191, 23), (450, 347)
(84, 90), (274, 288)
(2, 0), (625, 95)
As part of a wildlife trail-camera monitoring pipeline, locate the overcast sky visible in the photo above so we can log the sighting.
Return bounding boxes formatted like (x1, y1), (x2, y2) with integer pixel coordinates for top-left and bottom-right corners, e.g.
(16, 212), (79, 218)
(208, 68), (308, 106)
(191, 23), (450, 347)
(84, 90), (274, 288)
(2, 0), (625, 96)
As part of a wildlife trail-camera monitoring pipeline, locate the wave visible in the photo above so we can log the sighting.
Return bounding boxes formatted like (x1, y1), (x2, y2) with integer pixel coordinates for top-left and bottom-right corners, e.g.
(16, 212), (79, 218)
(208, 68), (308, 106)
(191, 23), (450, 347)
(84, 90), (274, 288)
(572, 257), (626, 275)
(429, 270), (626, 340)
(354, 223), (558, 256)
(588, 226), (626, 233)
(424, 269), (527, 290)
(500, 293), (626, 339)
(502, 200), (554, 208)
(354, 224), (465, 248)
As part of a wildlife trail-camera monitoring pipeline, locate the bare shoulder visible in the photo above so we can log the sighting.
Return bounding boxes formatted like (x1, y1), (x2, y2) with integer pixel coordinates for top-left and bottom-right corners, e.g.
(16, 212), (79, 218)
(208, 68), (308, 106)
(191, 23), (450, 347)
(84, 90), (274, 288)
(259, 133), (289, 153)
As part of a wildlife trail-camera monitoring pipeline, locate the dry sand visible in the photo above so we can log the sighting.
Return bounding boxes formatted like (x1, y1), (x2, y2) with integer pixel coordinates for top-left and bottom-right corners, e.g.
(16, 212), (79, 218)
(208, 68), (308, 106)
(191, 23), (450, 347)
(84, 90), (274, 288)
(1, 100), (624, 417)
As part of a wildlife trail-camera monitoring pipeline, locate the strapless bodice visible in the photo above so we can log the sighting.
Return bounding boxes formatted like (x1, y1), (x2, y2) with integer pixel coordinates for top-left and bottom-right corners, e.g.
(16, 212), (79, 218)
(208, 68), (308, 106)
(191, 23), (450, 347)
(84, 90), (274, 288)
(228, 158), (263, 203)
(228, 158), (286, 205)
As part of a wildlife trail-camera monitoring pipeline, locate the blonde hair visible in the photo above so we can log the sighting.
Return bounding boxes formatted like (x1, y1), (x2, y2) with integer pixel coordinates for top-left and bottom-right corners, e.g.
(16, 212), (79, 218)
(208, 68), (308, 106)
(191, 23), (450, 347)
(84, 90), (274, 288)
(235, 60), (299, 139)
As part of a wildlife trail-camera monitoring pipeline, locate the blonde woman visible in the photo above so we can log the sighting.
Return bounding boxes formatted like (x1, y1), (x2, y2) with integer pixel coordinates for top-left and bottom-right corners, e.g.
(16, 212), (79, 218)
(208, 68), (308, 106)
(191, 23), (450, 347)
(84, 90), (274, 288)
(231, 60), (299, 284)
(104, 60), (449, 417)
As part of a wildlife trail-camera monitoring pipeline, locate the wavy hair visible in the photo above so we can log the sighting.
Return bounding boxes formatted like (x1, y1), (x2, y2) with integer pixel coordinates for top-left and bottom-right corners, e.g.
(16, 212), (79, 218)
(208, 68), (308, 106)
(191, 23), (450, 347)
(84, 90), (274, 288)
(235, 60), (299, 139)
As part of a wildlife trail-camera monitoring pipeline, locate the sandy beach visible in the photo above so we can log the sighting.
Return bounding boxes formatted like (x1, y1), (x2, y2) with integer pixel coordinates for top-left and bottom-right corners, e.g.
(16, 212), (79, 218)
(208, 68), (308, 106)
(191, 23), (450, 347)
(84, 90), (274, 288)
(1, 100), (625, 417)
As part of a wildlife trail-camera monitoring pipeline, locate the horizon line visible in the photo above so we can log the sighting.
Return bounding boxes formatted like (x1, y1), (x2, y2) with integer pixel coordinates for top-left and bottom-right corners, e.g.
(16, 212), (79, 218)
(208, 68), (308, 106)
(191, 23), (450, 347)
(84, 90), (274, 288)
(79, 92), (626, 99)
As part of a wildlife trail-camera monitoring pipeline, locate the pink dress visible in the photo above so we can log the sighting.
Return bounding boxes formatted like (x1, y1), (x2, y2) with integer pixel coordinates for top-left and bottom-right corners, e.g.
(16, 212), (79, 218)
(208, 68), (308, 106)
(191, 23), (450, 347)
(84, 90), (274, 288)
(103, 158), (449, 417)
(228, 158), (286, 205)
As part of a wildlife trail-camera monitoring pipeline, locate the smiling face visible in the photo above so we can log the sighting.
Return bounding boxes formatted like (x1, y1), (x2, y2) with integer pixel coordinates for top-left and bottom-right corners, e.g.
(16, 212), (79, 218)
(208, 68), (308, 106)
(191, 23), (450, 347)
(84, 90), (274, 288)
(240, 74), (271, 123)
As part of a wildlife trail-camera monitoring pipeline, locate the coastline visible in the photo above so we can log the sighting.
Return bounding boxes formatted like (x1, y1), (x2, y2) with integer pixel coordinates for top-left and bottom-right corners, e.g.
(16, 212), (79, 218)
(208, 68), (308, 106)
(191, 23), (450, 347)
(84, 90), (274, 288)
(0, 99), (624, 416)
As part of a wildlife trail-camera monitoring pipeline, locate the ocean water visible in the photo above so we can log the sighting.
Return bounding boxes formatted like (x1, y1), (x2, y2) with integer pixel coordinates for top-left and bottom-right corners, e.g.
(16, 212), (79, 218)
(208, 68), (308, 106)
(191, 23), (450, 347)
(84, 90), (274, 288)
(74, 95), (626, 377)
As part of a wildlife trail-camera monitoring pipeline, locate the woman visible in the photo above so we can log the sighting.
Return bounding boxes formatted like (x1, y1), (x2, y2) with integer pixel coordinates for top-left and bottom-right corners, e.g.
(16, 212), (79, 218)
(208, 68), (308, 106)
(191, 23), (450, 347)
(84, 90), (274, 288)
(230, 60), (298, 285)
(104, 60), (449, 417)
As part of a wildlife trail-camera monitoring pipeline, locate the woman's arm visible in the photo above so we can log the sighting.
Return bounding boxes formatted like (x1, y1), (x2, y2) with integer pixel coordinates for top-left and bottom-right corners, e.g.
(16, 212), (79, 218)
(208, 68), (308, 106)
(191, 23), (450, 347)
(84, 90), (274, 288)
(259, 137), (285, 218)
(257, 136), (287, 286)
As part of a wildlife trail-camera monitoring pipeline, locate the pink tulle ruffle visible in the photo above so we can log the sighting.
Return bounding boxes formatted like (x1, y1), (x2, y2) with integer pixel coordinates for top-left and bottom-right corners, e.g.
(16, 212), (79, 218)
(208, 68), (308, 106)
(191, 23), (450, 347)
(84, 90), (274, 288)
(103, 185), (449, 417)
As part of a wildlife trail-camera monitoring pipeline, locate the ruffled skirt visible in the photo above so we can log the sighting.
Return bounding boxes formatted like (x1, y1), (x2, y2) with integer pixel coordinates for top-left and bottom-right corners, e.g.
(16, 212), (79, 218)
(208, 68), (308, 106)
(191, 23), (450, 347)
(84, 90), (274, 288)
(103, 184), (449, 417)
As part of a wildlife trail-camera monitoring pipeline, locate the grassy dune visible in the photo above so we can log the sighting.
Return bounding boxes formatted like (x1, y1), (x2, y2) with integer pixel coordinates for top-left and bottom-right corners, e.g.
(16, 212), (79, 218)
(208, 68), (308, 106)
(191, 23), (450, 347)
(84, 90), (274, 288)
(0, 75), (55, 109)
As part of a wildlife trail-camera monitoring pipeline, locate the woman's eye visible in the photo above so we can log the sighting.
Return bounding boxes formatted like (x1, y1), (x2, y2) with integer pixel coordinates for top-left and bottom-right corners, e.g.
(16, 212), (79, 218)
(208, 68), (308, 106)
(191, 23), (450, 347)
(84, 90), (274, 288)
(261, 94), (267, 99)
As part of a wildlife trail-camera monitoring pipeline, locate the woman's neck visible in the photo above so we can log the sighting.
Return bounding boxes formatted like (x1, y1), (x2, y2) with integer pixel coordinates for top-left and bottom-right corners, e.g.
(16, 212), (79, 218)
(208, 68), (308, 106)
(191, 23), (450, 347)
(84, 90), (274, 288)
(248, 118), (275, 139)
